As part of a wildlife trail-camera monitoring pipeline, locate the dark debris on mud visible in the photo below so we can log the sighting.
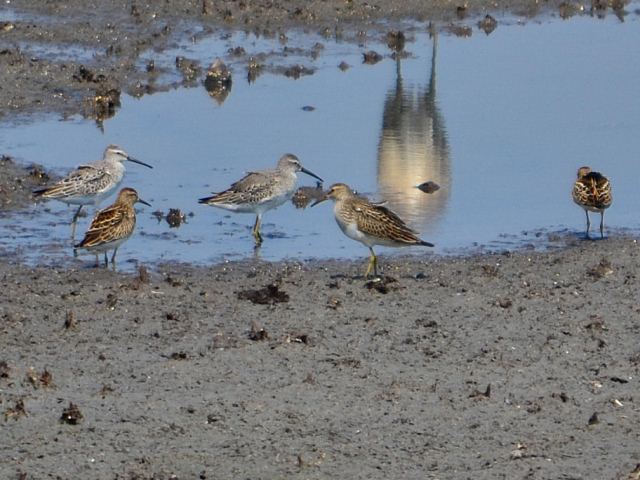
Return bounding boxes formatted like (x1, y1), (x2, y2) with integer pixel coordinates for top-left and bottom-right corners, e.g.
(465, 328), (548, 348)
(237, 282), (290, 304)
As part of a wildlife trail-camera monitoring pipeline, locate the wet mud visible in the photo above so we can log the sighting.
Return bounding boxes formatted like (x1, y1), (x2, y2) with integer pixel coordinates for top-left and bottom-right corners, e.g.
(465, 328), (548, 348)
(0, 0), (626, 121)
(2, 237), (640, 478)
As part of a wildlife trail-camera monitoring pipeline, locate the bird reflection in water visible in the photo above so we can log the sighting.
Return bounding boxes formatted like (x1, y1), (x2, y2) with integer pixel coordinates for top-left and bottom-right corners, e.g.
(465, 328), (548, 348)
(377, 29), (450, 233)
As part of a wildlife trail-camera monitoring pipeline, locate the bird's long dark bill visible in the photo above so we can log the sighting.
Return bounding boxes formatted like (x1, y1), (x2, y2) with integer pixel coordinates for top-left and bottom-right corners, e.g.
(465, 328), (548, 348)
(127, 157), (153, 169)
(300, 166), (323, 183)
(310, 194), (329, 208)
(138, 198), (152, 207)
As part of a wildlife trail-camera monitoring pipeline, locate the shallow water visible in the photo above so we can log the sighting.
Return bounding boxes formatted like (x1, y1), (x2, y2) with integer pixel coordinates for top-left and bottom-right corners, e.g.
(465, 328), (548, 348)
(1, 8), (639, 268)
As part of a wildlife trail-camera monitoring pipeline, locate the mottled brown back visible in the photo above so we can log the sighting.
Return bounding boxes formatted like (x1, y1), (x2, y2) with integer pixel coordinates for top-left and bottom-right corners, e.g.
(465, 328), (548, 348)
(76, 202), (135, 248)
(342, 197), (425, 245)
(572, 171), (612, 211)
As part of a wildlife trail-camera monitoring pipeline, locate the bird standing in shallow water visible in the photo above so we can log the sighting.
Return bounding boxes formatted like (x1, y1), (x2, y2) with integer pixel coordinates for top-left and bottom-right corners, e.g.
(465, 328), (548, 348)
(312, 183), (434, 277)
(198, 153), (323, 247)
(572, 166), (612, 239)
(75, 187), (150, 267)
(33, 145), (153, 239)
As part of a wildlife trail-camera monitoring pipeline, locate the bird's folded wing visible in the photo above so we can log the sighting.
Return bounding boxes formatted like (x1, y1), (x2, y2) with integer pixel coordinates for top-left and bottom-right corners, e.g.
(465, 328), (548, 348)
(355, 203), (419, 241)
(78, 207), (126, 246)
(41, 166), (109, 197)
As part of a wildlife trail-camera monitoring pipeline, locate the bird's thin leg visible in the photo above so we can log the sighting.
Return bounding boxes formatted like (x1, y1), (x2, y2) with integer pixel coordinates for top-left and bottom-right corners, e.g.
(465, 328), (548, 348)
(371, 248), (378, 277)
(71, 205), (83, 239)
(364, 247), (378, 278)
(103, 252), (109, 267)
(600, 211), (605, 239)
(252, 214), (263, 247)
(111, 247), (119, 265)
(94, 254), (100, 267)
(585, 210), (591, 239)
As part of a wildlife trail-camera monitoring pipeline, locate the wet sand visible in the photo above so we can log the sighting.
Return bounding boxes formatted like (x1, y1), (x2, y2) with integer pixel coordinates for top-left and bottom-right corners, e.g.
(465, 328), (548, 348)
(2, 1), (640, 479)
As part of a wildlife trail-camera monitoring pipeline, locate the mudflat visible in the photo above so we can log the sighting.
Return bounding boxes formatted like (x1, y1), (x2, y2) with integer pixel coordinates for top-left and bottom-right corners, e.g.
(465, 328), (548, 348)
(1, 236), (639, 478)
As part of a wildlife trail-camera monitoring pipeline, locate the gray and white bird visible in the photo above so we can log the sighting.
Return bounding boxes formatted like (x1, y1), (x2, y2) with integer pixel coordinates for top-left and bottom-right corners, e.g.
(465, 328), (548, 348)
(33, 144), (153, 239)
(198, 153), (323, 246)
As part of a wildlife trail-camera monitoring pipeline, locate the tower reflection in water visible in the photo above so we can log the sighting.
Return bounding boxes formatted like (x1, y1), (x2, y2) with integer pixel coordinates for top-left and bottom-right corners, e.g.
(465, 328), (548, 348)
(377, 32), (450, 234)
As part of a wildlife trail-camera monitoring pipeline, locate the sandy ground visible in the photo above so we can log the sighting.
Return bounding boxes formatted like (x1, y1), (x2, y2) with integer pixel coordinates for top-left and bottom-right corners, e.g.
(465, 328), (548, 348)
(2, 1), (640, 479)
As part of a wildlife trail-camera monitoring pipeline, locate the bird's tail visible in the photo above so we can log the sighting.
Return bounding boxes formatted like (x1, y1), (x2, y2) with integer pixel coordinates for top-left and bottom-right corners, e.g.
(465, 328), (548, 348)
(32, 187), (50, 197)
(420, 240), (435, 247)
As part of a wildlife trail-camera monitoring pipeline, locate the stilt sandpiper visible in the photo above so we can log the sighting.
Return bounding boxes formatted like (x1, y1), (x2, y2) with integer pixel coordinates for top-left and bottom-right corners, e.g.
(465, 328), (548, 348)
(198, 153), (323, 246)
(33, 145), (153, 239)
(74, 187), (151, 267)
(312, 183), (434, 277)
(572, 166), (612, 239)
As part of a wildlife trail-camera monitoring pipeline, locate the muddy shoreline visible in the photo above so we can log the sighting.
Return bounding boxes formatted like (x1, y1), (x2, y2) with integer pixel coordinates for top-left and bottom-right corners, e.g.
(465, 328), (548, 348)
(0, 0), (622, 122)
(2, 1), (640, 479)
(2, 236), (640, 479)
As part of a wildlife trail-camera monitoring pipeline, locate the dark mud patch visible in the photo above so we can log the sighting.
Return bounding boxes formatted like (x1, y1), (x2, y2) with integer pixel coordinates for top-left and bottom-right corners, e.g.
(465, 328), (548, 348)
(237, 282), (290, 304)
(0, 155), (52, 210)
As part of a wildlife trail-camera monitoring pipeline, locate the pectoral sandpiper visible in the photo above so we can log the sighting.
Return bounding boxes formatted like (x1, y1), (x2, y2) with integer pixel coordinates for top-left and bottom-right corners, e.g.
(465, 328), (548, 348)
(572, 166), (612, 239)
(312, 183), (434, 277)
(198, 153), (323, 246)
(33, 145), (153, 239)
(74, 187), (151, 267)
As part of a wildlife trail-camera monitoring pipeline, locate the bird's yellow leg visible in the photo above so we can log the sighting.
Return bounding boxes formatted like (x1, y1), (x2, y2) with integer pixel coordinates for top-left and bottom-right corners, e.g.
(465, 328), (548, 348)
(252, 214), (263, 246)
(364, 247), (378, 278)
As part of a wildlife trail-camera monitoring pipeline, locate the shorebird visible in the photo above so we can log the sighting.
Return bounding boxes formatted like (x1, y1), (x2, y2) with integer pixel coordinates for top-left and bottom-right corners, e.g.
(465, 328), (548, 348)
(75, 187), (151, 267)
(572, 166), (612, 239)
(198, 153), (323, 246)
(33, 145), (153, 239)
(312, 183), (434, 277)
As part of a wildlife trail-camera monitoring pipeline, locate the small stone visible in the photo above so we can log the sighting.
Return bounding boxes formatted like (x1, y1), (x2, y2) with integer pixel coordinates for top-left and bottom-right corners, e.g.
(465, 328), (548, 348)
(363, 51), (383, 65)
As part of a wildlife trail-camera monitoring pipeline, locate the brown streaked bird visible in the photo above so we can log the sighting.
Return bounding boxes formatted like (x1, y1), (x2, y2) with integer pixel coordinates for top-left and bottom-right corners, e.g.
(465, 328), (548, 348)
(74, 187), (150, 267)
(572, 166), (612, 239)
(312, 183), (434, 277)
(198, 154), (323, 247)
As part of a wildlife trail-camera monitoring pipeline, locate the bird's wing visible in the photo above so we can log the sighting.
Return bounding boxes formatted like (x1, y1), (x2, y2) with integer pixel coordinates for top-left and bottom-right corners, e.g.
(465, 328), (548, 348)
(205, 170), (273, 204)
(36, 165), (109, 198)
(76, 206), (127, 247)
(227, 170), (272, 192)
(352, 199), (421, 243)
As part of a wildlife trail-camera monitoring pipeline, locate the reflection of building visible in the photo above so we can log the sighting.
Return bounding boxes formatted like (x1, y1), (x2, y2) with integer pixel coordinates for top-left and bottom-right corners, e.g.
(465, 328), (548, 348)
(377, 33), (450, 232)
